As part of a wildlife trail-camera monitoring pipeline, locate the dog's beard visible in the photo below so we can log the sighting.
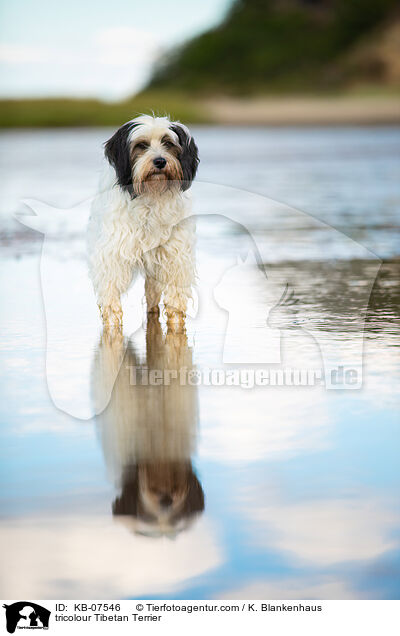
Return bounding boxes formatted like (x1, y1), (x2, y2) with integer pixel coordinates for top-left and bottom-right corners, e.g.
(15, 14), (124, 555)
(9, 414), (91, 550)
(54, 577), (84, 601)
(142, 171), (172, 194)
(132, 156), (183, 196)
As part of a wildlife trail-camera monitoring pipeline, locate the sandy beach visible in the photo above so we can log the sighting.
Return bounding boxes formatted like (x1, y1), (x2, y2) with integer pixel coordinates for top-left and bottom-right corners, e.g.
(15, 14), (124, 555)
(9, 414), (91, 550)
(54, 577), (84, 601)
(203, 95), (400, 126)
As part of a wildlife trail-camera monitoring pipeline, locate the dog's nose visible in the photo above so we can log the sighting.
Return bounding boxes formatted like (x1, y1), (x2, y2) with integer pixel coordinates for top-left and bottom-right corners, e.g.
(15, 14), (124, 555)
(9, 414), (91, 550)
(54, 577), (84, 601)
(160, 494), (173, 508)
(153, 156), (166, 169)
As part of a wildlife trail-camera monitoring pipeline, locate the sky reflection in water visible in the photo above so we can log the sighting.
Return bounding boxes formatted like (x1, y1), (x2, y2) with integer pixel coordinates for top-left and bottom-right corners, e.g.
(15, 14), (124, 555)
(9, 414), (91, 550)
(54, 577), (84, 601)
(0, 127), (399, 599)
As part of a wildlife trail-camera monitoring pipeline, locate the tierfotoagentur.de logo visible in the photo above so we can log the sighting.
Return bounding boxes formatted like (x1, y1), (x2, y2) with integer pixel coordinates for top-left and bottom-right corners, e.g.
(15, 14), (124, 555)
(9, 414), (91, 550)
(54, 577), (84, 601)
(2, 603), (50, 633)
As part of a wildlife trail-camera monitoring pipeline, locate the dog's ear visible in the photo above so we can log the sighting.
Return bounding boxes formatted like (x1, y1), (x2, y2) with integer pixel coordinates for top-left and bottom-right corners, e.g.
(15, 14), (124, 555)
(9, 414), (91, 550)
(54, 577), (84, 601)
(170, 124), (199, 191)
(180, 467), (204, 518)
(104, 122), (138, 192)
(112, 465), (139, 517)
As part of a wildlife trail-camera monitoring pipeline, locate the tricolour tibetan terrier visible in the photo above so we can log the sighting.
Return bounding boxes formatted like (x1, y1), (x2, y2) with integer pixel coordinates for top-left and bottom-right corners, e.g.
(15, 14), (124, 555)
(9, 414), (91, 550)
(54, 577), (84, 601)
(87, 114), (199, 329)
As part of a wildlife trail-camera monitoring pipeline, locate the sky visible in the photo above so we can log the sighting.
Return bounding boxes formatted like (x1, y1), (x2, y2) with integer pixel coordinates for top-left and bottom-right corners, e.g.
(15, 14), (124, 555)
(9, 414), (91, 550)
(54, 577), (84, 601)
(0, 0), (231, 100)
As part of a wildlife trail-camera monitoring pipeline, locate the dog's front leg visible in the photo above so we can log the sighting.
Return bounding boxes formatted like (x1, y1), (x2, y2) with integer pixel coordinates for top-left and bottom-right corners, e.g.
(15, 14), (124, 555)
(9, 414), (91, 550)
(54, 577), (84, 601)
(145, 276), (164, 316)
(144, 220), (195, 330)
(164, 285), (192, 330)
(90, 247), (134, 329)
(144, 269), (189, 326)
(165, 223), (196, 331)
(99, 299), (123, 330)
(164, 256), (195, 330)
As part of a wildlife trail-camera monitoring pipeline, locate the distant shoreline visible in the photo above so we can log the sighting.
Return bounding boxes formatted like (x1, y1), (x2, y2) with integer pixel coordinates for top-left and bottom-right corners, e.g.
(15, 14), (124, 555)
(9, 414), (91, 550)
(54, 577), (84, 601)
(202, 96), (400, 126)
(0, 94), (399, 128)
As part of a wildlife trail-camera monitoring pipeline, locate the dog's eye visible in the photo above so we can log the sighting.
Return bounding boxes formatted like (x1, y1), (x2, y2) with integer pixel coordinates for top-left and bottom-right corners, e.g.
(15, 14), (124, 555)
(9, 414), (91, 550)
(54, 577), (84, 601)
(135, 142), (149, 150)
(163, 141), (175, 150)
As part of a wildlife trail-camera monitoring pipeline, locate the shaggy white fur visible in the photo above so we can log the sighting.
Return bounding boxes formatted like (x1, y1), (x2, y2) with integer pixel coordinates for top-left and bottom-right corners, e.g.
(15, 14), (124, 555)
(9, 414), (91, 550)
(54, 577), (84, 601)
(87, 115), (198, 329)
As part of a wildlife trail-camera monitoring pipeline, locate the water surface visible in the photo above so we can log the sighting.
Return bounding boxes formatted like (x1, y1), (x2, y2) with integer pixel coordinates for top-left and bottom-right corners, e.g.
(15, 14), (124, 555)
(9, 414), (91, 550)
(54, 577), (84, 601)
(0, 127), (399, 599)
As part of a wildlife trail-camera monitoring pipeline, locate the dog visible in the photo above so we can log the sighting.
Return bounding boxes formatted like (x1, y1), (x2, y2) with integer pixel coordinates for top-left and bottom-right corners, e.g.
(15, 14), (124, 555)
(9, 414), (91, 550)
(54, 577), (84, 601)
(93, 316), (204, 538)
(87, 114), (199, 330)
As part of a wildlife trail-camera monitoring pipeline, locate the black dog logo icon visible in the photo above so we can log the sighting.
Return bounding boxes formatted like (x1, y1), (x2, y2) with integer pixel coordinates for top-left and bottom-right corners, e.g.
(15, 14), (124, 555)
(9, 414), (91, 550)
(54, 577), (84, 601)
(3, 602), (50, 633)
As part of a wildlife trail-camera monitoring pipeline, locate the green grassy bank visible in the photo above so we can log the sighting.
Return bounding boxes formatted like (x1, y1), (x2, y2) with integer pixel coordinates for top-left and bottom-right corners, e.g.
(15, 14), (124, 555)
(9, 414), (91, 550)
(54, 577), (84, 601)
(0, 91), (209, 128)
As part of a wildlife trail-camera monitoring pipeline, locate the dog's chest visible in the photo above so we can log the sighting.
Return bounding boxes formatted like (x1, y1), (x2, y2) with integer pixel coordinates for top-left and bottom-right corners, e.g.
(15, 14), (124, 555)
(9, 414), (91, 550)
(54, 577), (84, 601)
(115, 194), (187, 261)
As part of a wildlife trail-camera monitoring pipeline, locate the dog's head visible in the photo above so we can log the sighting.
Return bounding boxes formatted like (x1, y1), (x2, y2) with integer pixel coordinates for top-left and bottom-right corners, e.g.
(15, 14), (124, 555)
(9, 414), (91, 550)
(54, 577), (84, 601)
(112, 462), (205, 538)
(104, 114), (199, 196)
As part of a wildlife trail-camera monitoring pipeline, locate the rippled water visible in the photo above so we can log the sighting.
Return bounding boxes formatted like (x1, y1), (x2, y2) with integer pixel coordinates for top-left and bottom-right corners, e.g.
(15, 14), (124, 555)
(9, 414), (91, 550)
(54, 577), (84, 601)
(0, 127), (399, 599)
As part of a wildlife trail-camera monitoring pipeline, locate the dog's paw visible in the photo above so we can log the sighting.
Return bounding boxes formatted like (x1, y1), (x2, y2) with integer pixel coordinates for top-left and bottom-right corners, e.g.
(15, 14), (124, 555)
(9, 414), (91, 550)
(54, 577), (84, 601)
(147, 305), (160, 317)
(165, 306), (186, 333)
(99, 301), (123, 329)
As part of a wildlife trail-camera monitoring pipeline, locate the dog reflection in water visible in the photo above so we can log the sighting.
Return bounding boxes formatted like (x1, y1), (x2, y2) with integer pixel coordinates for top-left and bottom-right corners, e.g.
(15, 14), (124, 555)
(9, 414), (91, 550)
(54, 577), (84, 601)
(93, 315), (204, 538)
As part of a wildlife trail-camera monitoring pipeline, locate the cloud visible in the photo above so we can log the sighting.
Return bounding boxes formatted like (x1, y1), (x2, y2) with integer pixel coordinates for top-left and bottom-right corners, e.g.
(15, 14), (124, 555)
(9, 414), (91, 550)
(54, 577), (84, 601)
(0, 514), (222, 598)
(0, 28), (160, 99)
(94, 27), (159, 67)
(246, 494), (399, 566)
(219, 576), (357, 600)
(199, 383), (330, 463)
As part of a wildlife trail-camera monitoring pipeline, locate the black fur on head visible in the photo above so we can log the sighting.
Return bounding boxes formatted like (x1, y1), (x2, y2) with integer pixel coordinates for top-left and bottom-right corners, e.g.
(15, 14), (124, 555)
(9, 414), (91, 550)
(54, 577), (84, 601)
(170, 124), (200, 191)
(104, 121), (138, 194)
(175, 467), (205, 520)
(112, 465), (139, 517)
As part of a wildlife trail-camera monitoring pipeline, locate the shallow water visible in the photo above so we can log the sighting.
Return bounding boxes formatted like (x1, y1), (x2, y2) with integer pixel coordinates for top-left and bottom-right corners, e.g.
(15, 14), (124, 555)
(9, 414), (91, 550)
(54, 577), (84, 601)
(0, 127), (399, 599)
